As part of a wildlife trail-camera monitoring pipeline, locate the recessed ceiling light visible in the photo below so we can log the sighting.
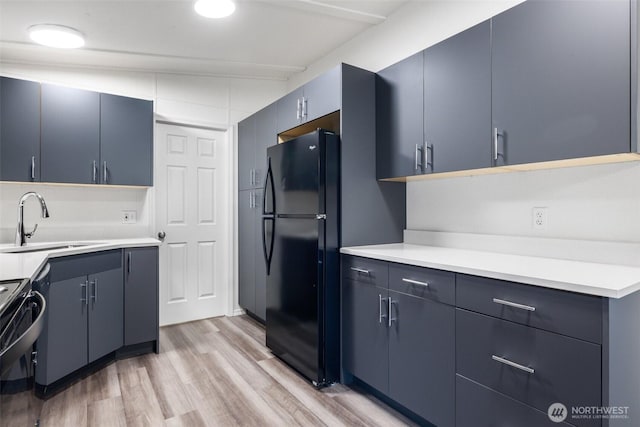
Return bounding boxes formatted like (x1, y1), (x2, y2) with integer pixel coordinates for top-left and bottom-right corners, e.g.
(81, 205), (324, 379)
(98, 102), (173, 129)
(28, 24), (85, 49)
(194, 0), (236, 18)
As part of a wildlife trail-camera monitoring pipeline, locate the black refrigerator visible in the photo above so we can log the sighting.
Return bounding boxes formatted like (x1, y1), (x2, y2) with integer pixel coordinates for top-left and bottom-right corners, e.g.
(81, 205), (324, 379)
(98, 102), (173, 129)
(262, 129), (340, 387)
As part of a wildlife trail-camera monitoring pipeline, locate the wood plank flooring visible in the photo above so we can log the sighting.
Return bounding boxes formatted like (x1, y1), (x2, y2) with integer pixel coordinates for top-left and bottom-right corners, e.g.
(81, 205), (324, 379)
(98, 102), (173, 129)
(1, 315), (416, 427)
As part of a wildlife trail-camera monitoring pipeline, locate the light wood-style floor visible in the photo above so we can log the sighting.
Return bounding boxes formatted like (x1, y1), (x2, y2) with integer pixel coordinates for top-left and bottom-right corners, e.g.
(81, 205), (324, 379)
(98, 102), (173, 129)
(1, 315), (416, 427)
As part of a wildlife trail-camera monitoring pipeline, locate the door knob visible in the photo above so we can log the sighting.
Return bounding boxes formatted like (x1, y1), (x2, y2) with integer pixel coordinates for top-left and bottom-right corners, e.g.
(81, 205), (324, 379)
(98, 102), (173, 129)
(157, 231), (166, 240)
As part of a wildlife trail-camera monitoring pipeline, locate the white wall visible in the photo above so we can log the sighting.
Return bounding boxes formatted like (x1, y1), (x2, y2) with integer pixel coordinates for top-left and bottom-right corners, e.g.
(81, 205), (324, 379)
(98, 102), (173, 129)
(0, 62), (287, 244)
(287, 0), (524, 89)
(407, 162), (640, 242)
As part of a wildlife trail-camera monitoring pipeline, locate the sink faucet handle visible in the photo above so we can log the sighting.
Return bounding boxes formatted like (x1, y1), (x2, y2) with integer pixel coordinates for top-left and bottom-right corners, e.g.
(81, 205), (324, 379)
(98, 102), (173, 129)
(24, 223), (38, 239)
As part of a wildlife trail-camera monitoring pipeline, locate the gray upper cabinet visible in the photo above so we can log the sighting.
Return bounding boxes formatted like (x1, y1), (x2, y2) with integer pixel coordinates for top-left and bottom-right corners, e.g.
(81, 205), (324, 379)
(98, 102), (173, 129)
(100, 93), (153, 186)
(376, 52), (424, 179)
(41, 84), (100, 184)
(239, 102), (277, 191)
(276, 65), (341, 133)
(238, 115), (256, 191)
(491, 0), (630, 166)
(424, 20), (492, 173)
(0, 77), (41, 182)
(276, 88), (304, 134)
(124, 247), (159, 346)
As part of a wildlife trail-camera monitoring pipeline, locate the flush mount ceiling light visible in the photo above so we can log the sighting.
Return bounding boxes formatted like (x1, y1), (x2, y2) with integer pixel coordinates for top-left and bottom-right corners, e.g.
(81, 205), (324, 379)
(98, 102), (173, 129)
(28, 24), (85, 49)
(194, 0), (236, 18)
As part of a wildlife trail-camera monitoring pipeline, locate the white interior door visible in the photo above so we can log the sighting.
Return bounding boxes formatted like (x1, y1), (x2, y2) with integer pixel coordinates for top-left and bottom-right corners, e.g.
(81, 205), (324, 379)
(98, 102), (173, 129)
(155, 123), (229, 326)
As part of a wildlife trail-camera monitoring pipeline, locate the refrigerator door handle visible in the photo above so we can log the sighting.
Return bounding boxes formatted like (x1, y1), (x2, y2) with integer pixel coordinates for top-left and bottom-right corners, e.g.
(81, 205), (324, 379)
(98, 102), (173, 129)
(262, 217), (275, 275)
(263, 158), (275, 216)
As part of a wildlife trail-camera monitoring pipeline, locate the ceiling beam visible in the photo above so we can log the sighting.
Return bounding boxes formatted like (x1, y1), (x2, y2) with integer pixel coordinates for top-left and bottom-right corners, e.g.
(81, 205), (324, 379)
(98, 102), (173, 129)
(262, 0), (388, 25)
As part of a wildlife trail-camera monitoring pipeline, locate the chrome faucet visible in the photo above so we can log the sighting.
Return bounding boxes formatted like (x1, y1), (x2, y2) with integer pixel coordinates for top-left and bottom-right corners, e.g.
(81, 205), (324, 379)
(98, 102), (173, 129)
(15, 192), (50, 246)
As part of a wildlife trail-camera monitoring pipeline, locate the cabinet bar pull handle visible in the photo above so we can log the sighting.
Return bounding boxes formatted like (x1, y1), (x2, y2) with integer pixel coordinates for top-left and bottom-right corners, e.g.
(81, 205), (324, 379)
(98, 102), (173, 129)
(350, 267), (370, 275)
(492, 355), (535, 374)
(378, 294), (387, 324)
(249, 191), (253, 208)
(128, 252), (132, 275)
(92, 160), (97, 183)
(90, 280), (97, 303)
(388, 297), (395, 327)
(425, 143), (433, 170)
(302, 97), (307, 119)
(103, 161), (108, 183)
(81, 281), (88, 305)
(296, 98), (301, 120)
(493, 128), (503, 162)
(492, 298), (536, 312)
(31, 156), (35, 180)
(402, 278), (429, 287)
(415, 144), (423, 172)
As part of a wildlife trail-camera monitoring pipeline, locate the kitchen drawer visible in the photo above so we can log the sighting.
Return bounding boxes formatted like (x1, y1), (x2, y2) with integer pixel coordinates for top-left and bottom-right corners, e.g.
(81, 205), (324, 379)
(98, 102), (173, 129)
(389, 263), (454, 305)
(456, 375), (575, 427)
(341, 256), (388, 288)
(456, 309), (601, 427)
(49, 250), (122, 282)
(456, 274), (602, 343)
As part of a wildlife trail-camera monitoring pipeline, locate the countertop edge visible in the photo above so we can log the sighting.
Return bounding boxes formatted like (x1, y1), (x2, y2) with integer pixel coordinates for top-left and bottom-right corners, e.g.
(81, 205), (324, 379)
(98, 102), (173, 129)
(340, 246), (640, 299)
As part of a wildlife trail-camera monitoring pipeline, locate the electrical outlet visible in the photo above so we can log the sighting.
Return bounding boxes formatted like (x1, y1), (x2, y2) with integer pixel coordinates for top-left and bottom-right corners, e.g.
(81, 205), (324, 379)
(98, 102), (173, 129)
(532, 207), (547, 230)
(122, 210), (137, 224)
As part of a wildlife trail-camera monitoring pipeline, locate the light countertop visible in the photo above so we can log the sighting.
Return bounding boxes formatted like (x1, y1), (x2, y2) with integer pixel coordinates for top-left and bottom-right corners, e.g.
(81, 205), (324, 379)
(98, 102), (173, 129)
(341, 243), (640, 298)
(0, 238), (160, 283)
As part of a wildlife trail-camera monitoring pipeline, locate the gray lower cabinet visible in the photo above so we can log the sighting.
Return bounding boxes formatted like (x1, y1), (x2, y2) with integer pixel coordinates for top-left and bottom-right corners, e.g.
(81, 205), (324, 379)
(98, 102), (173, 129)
(124, 247), (159, 346)
(100, 94), (153, 186)
(35, 250), (123, 386)
(238, 188), (266, 321)
(0, 77), (41, 182)
(342, 256), (455, 426)
(492, 0), (630, 165)
(88, 268), (124, 362)
(41, 84), (100, 184)
(342, 278), (389, 393)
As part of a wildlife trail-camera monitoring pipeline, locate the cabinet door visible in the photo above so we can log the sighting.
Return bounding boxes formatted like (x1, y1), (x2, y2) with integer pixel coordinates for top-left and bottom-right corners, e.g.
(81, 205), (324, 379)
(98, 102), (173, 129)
(376, 52), (424, 179)
(492, 0), (630, 165)
(41, 84), (100, 184)
(238, 189), (256, 313)
(303, 65), (341, 123)
(276, 87), (304, 133)
(253, 189), (267, 321)
(0, 77), (41, 182)
(124, 247), (159, 346)
(37, 275), (88, 385)
(254, 104), (277, 190)
(388, 291), (455, 427)
(100, 94), (153, 186)
(342, 279), (389, 393)
(424, 21), (491, 173)
(238, 115), (256, 191)
(88, 267), (123, 362)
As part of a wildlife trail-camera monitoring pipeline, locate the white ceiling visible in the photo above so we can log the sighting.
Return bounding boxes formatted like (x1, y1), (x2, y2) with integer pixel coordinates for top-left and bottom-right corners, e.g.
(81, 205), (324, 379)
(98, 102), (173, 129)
(0, 0), (408, 79)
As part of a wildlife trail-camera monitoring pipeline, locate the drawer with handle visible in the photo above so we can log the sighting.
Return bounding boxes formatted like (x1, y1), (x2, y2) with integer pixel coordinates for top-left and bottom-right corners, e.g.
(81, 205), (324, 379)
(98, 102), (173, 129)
(456, 308), (601, 427)
(456, 375), (576, 427)
(342, 255), (388, 288)
(389, 263), (455, 305)
(456, 274), (602, 343)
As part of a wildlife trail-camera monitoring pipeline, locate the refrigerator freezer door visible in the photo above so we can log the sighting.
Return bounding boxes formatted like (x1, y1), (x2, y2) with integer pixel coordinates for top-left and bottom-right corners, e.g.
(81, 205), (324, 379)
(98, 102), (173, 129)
(267, 132), (322, 216)
(266, 216), (322, 383)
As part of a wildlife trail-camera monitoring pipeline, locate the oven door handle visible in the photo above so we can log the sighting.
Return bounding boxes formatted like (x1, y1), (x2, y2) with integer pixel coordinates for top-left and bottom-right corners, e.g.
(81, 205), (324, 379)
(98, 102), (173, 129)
(0, 291), (46, 376)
